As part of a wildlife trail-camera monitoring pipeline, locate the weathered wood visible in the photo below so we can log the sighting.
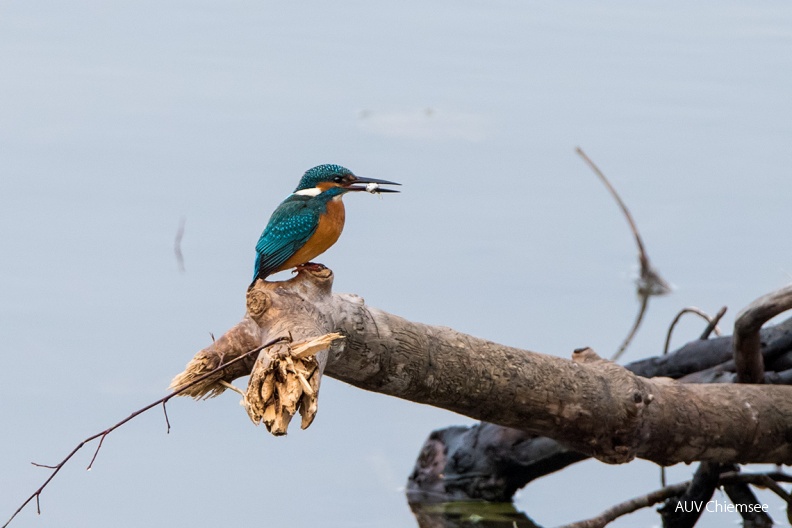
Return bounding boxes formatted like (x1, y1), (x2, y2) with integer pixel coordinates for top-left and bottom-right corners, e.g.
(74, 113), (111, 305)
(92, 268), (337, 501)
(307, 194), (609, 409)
(170, 269), (792, 468)
(626, 316), (792, 379)
(170, 268), (341, 435)
(408, 317), (792, 502)
(407, 423), (587, 503)
(734, 284), (792, 383)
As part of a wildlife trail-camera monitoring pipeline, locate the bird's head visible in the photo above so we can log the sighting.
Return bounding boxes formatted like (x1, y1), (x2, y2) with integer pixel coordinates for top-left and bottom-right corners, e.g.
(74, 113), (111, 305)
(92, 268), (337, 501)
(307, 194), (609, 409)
(294, 164), (400, 196)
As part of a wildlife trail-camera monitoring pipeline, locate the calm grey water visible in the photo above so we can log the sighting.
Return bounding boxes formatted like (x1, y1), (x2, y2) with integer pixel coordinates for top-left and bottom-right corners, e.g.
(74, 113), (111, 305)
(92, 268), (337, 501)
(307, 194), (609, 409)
(2, 2), (791, 527)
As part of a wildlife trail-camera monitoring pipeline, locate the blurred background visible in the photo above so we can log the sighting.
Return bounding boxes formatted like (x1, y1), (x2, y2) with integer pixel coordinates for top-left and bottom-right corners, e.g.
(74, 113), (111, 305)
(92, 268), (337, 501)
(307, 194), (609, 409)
(2, 1), (791, 526)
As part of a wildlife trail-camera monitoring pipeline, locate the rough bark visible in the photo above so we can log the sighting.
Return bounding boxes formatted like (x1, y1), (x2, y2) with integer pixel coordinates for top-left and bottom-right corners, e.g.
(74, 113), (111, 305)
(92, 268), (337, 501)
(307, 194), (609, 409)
(170, 269), (341, 434)
(407, 315), (792, 503)
(170, 269), (792, 469)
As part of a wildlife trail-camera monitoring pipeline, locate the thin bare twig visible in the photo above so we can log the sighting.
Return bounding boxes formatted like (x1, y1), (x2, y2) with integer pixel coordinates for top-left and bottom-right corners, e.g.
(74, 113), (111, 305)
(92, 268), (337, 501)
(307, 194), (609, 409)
(575, 147), (671, 362)
(162, 402), (171, 434)
(663, 307), (725, 355)
(564, 470), (792, 528)
(698, 306), (727, 340)
(86, 433), (107, 471)
(29, 463), (57, 469)
(575, 147), (671, 298)
(576, 148), (646, 264)
(721, 471), (792, 505)
(561, 481), (690, 528)
(612, 291), (649, 361)
(2, 336), (287, 528)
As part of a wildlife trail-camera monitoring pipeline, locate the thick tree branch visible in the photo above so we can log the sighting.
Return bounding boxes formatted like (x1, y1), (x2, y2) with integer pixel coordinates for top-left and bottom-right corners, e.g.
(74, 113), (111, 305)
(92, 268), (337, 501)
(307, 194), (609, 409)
(406, 308), (792, 503)
(171, 271), (792, 467)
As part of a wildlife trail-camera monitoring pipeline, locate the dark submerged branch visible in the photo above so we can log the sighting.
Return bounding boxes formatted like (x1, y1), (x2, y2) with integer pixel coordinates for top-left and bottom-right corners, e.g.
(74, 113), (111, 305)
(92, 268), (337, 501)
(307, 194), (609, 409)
(721, 480), (773, 528)
(658, 462), (722, 528)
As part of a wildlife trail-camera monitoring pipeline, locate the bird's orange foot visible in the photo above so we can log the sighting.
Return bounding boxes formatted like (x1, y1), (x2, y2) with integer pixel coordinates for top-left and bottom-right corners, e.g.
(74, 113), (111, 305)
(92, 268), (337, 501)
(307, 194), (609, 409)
(294, 262), (327, 274)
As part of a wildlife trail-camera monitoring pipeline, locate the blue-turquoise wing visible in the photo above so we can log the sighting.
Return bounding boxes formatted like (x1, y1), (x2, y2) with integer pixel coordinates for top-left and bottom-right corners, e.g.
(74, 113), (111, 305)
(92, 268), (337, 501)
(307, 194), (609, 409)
(252, 200), (319, 282)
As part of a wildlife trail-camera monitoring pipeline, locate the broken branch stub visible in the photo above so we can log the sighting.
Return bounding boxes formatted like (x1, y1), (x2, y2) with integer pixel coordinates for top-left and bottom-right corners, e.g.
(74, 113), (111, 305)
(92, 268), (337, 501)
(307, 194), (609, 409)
(169, 315), (264, 399)
(245, 333), (342, 435)
(170, 267), (344, 435)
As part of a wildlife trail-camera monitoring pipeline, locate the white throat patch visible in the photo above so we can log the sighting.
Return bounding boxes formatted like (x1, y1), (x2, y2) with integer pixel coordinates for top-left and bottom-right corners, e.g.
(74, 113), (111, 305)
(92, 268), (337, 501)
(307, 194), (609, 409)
(294, 187), (322, 197)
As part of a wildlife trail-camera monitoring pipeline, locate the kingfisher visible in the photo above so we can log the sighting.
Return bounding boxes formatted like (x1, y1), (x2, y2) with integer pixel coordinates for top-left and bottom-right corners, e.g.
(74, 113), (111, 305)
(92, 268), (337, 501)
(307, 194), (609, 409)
(250, 164), (400, 287)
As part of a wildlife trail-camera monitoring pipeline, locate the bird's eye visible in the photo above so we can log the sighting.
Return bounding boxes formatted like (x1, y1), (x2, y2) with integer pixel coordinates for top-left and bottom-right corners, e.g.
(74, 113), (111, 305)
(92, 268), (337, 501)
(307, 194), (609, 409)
(333, 176), (343, 183)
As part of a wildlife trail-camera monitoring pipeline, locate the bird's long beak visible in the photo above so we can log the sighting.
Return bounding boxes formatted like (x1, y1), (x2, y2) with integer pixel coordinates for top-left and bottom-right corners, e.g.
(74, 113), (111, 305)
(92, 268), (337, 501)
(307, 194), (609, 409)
(347, 176), (401, 193)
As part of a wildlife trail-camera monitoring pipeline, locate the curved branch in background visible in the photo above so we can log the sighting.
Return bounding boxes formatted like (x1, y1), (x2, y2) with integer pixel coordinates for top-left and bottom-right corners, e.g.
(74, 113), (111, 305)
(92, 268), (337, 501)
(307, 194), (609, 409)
(734, 283), (792, 384)
(574, 147), (670, 295)
(612, 292), (649, 362)
(663, 307), (724, 355)
(658, 292), (784, 528)
(692, 286), (792, 528)
(575, 148), (647, 272)
(697, 306), (727, 340)
(575, 147), (671, 361)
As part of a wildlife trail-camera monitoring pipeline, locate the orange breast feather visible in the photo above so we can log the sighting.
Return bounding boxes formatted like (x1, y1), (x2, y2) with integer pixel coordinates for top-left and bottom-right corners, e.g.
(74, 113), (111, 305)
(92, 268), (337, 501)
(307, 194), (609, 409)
(277, 197), (346, 272)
